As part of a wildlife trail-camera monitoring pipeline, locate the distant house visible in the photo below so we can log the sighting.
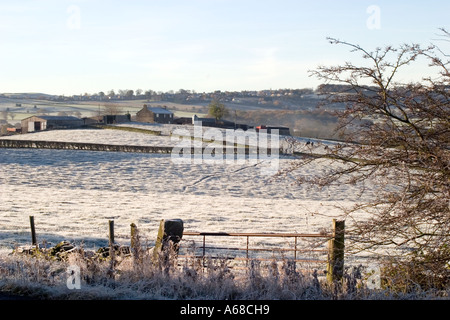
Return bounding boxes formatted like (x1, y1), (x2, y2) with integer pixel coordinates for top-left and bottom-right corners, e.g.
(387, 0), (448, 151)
(136, 105), (174, 124)
(21, 115), (84, 134)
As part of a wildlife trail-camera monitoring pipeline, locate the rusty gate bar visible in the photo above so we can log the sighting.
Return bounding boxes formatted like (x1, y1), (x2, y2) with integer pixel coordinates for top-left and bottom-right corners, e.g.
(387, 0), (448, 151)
(182, 231), (332, 263)
(246, 236), (249, 260)
(294, 237), (297, 261)
(183, 232), (331, 237)
(202, 235), (206, 257)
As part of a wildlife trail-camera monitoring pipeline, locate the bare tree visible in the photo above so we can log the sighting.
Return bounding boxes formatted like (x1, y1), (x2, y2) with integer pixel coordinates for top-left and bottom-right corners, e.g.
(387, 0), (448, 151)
(107, 90), (116, 99)
(0, 109), (8, 121)
(281, 37), (450, 288)
(102, 103), (122, 116)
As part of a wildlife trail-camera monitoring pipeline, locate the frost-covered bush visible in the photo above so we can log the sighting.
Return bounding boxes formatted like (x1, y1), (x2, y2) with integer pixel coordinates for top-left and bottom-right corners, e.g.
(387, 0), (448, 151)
(1, 248), (448, 300)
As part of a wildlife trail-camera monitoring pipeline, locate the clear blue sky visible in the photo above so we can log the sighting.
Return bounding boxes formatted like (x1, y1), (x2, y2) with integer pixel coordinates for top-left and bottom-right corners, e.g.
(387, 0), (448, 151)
(1, 0), (449, 95)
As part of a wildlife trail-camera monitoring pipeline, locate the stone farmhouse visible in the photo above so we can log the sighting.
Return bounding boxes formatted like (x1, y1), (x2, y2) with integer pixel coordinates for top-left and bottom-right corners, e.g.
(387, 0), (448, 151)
(136, 105), (174, 124)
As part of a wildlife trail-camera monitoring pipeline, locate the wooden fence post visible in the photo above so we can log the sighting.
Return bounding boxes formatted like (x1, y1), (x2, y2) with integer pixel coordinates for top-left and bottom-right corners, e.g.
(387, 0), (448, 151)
(130, 223), (137, 248)
(152, 219), (165, 263)
(108, 220), (115, 245)
(327, 219), (345, 283)
(29, 216), (37, 246)
(130, 223), (139, 254)
(106, 220), (116, 279)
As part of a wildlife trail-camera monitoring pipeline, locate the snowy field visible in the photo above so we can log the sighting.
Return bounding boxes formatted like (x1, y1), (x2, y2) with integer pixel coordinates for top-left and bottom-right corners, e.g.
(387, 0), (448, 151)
(1, 125), (179, 147)
(0, 126), (376, 264)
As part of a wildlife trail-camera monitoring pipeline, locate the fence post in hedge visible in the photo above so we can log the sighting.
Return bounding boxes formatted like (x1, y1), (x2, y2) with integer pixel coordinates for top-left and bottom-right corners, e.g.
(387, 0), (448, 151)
(29, 216), (37, 246)
(108, 220), (115, 245)
(130, 222), (139, 255)
(130, 223), (137, 248)
(327, 219), (345, 283)
(152, 219), (165, 263)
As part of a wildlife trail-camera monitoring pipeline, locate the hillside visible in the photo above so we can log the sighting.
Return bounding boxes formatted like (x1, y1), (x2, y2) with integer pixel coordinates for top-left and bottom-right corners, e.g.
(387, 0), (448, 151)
(0, 90), (344, 140)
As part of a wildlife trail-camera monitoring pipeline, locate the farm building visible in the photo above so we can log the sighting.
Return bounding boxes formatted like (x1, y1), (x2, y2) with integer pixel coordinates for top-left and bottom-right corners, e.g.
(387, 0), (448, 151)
(82, 116), (104, 126)
(256, 125), (291, 136)
(82, 113), (131, 126)
(103, 114), (131, 124)
(192, 114), (252, 130)
(21, 115), (84, 134)
(136, 105), (174, 124)
(192, 114), (216, 126)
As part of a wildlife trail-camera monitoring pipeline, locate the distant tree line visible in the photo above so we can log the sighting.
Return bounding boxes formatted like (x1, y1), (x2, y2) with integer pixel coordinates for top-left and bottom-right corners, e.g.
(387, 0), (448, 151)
(42, 88), (320, 105)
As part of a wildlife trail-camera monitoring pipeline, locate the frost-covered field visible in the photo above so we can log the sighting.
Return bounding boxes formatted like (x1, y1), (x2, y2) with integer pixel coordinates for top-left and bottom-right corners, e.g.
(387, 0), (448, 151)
(1, 125), (178, 147)
(0, 127), (374, 263)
